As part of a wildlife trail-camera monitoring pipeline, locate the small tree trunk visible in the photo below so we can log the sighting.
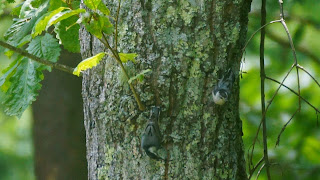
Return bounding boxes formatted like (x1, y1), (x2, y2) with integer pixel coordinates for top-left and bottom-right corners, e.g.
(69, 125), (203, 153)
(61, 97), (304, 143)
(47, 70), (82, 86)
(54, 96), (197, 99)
(80, 0), (252, 179)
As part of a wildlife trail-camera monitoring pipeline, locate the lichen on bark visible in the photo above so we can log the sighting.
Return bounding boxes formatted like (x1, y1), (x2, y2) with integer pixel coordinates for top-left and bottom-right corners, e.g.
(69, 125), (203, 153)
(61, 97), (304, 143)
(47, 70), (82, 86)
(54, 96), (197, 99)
(80, 0), (252, 179)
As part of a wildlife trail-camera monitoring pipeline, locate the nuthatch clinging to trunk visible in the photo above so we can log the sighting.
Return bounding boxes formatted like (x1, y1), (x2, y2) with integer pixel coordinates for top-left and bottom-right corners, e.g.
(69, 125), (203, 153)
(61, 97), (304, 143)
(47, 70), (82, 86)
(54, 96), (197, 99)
(141, 106), (164, 160)
(212, 69), (235, 105)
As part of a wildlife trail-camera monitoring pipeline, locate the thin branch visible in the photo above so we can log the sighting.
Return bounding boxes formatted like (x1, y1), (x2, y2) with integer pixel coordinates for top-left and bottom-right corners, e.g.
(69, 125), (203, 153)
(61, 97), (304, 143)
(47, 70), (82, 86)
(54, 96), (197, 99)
(265, 76), (320, 113)
(260, 0), (271, 178)
(249, 157), (264, 180)
(276, 108), (299, 146)
(100, 34), (145, 111)
(255, 163), (266, 180)
(242, 20), (281, 57)
(248, 120), (262, 172)
(278, 0), (301, 110)
(0, 40), (76, 75)
(297, 64), (320, 88)
(114, 0), (121, 50)
(249, 64), (295, 170)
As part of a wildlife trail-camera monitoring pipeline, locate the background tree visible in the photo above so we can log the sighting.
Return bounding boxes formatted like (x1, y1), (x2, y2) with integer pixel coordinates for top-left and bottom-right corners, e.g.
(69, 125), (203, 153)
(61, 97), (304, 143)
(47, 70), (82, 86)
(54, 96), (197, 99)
(32, 50), (87, 180)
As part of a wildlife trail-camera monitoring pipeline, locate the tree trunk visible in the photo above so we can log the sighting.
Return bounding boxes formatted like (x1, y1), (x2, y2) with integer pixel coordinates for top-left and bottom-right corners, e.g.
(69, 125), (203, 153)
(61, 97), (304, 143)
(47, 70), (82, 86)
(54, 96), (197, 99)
(80, 0), (252, 179)
(33, 50), (87, 180)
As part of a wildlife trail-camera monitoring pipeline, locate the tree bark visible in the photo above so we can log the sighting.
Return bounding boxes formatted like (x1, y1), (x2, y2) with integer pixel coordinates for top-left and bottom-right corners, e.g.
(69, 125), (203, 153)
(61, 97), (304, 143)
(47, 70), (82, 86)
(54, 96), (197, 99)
(80, 0), (252, 179)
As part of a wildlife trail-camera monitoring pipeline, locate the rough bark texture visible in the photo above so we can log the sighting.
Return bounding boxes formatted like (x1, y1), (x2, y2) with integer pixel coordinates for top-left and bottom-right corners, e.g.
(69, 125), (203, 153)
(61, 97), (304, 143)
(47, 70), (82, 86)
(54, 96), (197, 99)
(33, 51), (87, 180)
(80, 0), (252, 179)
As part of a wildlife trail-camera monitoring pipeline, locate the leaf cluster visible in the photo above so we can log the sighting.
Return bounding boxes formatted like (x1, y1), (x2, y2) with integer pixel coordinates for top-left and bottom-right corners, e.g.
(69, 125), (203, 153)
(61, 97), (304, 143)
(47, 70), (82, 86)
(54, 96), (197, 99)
(0, 0), (149, 117)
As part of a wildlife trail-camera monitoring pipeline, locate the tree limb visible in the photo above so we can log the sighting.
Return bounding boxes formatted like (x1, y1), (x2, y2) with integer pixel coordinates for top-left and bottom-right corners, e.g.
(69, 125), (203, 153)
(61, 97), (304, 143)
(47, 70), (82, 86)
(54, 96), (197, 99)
(0, 40), (77, 75)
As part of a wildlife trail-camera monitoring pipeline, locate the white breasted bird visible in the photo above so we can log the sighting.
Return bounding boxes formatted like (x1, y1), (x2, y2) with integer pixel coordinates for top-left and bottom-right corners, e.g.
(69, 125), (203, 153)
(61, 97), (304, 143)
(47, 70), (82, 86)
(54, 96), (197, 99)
(212, 69), (235, 105)
(141, 106), (164, 160)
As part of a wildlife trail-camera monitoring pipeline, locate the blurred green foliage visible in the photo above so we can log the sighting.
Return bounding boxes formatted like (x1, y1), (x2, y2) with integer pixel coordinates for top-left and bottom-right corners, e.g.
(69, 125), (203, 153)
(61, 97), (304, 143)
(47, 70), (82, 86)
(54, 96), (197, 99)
(0, 0), (319, 180)
(242, 0), (320, 179)
(0, 2), (35, 180)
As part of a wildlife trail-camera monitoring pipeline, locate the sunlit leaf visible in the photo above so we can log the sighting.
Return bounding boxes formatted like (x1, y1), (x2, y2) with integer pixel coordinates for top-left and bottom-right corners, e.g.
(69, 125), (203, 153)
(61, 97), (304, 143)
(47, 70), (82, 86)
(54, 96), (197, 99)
(84, 0), (101, 10)
(73, 52), (105, 76)
(97, 1), (110, 15)
(49, 8), (85, 26)
(32, 7), (68, 37)
(119, 53), (137, 63)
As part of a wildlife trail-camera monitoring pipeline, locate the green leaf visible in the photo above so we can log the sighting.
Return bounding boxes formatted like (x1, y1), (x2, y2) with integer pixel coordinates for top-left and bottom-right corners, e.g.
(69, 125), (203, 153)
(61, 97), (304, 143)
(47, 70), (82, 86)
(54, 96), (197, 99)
(32, 7), (69, 37)
(27, 33), (61, 71)
(18, 34), (32, 48)
(11, 2), (23, 16)
(84, 0), (101, 10)
(2, 57), (44, 118)
(0, 57), (21, 91)
(128, 69), (152, 84)
(101, 15), (113, 35)
(54, 16), (80, 53)
(49, 8), (85, 26)
(119, 53), (138, 63)
(4, 1), (48, 45)
(97, 2), (110, 15)
(73, 52), (105, 76)
(3, 35), (31, 59)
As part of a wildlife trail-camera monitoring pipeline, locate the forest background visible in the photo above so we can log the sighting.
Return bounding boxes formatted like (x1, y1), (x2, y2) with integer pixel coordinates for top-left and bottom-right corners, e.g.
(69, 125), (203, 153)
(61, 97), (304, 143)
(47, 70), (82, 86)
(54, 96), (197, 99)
(0, 0), (319, 179)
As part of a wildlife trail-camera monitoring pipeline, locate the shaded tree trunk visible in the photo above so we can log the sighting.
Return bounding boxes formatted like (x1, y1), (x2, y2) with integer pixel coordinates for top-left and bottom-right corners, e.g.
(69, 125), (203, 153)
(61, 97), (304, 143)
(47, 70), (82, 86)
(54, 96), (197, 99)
(32, 50), (87, 180)
(80, 0), (251, 179)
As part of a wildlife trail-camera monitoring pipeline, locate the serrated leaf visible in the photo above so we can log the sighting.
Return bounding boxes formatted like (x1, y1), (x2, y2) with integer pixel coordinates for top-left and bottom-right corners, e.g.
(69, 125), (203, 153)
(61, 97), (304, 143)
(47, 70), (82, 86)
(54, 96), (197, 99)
(32, 7), (69, 37)
(2, 57), (44, 118)
(73, 52), (105, 76)
(54, 16), (80, 53)
(27, 33), (61, 71)
(128, 69), (152, 84)
(84, 0), (101, 10)
(119, 53), (138, 63)
(49, 8), (85, 26)
(98, 2), (110, 15)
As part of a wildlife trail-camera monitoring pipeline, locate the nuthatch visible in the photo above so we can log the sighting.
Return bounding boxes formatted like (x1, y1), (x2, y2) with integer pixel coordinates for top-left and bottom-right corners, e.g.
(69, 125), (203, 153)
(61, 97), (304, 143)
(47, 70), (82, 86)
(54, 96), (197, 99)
(212, 69), (235, 105)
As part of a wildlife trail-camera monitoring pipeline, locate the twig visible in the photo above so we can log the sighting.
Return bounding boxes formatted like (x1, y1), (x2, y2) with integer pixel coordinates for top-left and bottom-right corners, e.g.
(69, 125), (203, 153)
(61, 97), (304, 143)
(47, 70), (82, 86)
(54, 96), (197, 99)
(278, 0), (301, 110)
(265, 76), (320, 113)
(255, 163), (266, 180)
(276, 108), (299, 146)
(114, 0), (121, 50)
(248, 157), (264, 180)
(0, 40), (76, 75)
(260, 0), (271, 178)
(100, 34), (145, 111)
(296, 64), (320, 88)
(242, 20), (281, 58)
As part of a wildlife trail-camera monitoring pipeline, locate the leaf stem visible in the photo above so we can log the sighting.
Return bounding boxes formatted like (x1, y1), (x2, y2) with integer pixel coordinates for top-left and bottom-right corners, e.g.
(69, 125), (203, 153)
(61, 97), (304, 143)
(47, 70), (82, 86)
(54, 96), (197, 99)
(0, 40), (76, 75)
(114, 0), (121, 50)
(100, 34), (145, 111)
